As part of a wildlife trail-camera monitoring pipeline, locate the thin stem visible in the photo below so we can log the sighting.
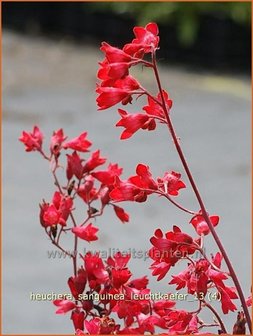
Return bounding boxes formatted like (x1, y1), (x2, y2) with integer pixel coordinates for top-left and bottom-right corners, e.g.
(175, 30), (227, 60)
(81, 206), (105, 226)
(45, 229), (72, 258)
(203, 301), (227, 334)
(184, 256), (195, 266)
(196, 246), (230, 276)
(52, 168), (78, 276)
(158, 191), (196, 215)
(138, 59), (154, 68)
(141, 188), (196, 215)
(152, 52), (252, 332)
(52, 171), (63, 193)
(140, 87), (162, 106)
(56, 226), (64, 245)
(38, 149), (50, 161)
(149, 114), (167, 123)
(190, 299), (202, 314)
(70, 212), (78, 276)
(199, 323), (220, 330)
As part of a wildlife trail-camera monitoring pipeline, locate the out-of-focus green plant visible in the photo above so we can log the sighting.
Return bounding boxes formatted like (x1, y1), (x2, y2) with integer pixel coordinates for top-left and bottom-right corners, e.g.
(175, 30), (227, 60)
(86, 2), (251, 46)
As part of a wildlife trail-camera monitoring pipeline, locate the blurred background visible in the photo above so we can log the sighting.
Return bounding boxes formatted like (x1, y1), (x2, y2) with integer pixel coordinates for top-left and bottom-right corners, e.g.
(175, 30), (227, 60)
(2, 2), (251, 71)
(2, 2), (251, 334)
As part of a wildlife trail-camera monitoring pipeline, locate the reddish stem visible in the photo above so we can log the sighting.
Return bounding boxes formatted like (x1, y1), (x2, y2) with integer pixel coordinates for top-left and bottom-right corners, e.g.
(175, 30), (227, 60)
(142, 188), (196, 215)
(70, 213), (78, 276)
(203, 301), (227, 333)
(45, 229), (72, 258)
(38, 149), (50, 161)
(52, 168), (78, 276)
(158, 190), (196, 215)
(151, 52), (251, 332)
(199, 323), (220, 330)
(56, 226), (64, 245)
(196, 245), (230, 276)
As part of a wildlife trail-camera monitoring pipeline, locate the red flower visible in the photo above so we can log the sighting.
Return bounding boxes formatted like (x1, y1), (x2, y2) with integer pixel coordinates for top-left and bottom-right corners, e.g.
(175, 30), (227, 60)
(39, 202), (50, 228)
(83, 150), (106, 173)
(218, 286), (238, 314)
(68, 268), (87, 300)
(66, 151), (84, 180)
(157, 171), (186, 196)
(98, 58), (134, 83)
(92, 163), (123, 186)
(52, 191), (73, 223)
(40, 191), (73, 227)
(116, 109), (154, 139)
(71, 310), (85, 331)
(110, 164), (157, 203)
(112, 295), (147, 323)
(149, 226), (196, 280)
(246, 295), (252, 307)
(110, 178), (144, 203)
(96, 75), (140, 110)
(150, 226), (195, 254)
(153, 300), (176, 317)
(76, 176), (98, 204)
(101, 60), (131, 80)
(50, 128), (67, 155)
(168, 268), (190, 291)
(82, 252), (109, 288)
(169, 252), (238, 314)
(191, 259), (210, 297)
(84, 318), (100, 334)
(165, 310), (198, 334)
(113, 205), (129, 223)
(72, 223), (99, 242)
(99, 42), (137, 80)
(97, 59), (111, 81)
(84, 317), (118, 335)
(130, 164), (158, 190)
(212, 251), (222, 268)
(208, 268), (238, 314)
(143, 90), (172, 119)
(137, 314), (167, 333)
(19, 125), (43, 152)
(190, 212), (219, 236)
(91, 163), (123, 206)
(124, 22), (159, 57)
(112, 268), (132, 289)
(107, 251), (131, 269)
(128, 276), (149, 290)
(43, 204), (61, 226)
(169, 259), (210, 296)
(149, 260), (171, 282)
(101, 42), (133, 64)
(210, 253), (238, 314)
(63, 132), (92, 152)
(53, 299), (76, 314)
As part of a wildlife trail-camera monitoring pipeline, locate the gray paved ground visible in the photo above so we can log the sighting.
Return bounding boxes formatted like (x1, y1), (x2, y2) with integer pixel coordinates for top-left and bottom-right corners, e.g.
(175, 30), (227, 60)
(2, 30), (251, 334)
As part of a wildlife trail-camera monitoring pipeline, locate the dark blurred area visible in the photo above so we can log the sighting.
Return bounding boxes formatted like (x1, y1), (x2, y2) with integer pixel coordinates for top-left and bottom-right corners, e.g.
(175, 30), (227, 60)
(2, 2), (251, 72)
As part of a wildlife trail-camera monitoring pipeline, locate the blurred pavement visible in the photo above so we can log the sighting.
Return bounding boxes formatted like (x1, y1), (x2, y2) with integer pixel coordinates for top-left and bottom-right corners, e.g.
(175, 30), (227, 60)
(2, 30), (251, 334)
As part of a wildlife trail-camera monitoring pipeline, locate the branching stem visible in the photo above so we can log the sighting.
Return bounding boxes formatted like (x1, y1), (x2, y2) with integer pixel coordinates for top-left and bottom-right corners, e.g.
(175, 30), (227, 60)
(151, 51), (251, 332)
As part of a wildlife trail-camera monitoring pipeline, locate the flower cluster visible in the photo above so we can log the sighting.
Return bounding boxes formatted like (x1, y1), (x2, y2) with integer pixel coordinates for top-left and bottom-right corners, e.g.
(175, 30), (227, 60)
(40, 191), (73, 228)
(19, 126), (131, 239)
(19, 21), (251, 335)
(169, 253), (238, 314)
(110, 163), (185, 203)
(94, 22), (250, 334)
(53, 251), (175, 334)
(96, 23), (172, 140)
